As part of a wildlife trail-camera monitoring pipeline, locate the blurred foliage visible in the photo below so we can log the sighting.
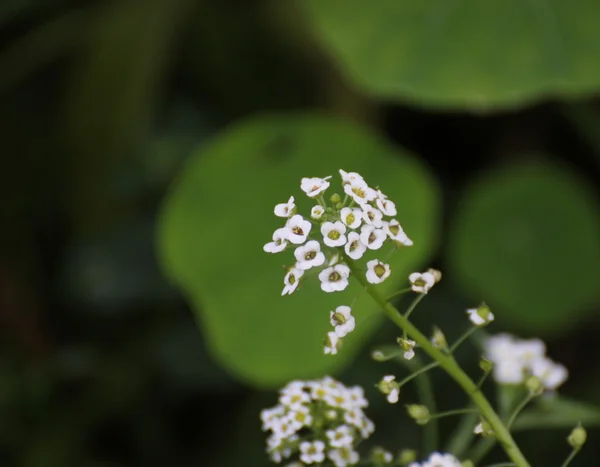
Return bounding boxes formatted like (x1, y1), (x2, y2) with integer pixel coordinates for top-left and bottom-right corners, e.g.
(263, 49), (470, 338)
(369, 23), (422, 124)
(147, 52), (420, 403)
(158, 113), (440, 387)
(300, 0), (600, 110)
(1, 0), (600, 466)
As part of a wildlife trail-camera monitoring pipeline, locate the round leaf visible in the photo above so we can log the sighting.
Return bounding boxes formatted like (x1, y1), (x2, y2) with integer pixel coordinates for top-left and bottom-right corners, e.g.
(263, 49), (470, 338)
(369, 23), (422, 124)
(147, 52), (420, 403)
(448, 161), (600, 335)
(158, 113), (440, 388)
(300, 0), (600, 110)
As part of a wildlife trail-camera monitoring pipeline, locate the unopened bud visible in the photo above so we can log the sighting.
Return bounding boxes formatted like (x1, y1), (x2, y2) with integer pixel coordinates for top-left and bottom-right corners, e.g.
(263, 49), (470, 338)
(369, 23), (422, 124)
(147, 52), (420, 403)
(406, 404), (430, 425)
(397, 449), (416, 465)
(427, 268), (442, 283)
(330, 193), (341, 204)
(370, 446), (393, 464)
(474, 419), (494, 437)
(372, 350), (385, 361)
(431, 327), (448, 351)
(525, 375), (544, 396)
(568, 425), (587, 449)
(479, 356), (493, 373)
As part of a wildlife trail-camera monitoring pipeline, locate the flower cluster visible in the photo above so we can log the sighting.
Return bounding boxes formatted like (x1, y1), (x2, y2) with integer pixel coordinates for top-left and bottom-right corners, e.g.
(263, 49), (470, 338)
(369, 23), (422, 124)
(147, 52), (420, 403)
(261, 376), (374, 466)
(264, 170), (413, 297)
(484, 333), (568, 391)
(408, 452), (462, 467)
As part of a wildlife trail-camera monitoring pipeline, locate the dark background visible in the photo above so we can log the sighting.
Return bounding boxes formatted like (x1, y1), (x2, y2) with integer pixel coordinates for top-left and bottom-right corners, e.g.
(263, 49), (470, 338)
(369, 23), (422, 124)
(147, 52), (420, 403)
(1, 1), (600, 466)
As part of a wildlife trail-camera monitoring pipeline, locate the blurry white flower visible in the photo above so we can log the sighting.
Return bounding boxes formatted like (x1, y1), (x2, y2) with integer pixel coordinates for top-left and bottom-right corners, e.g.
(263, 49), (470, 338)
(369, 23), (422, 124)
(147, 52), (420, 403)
(311, 205), (324, 220)
(344, 232), (367, 260)
(294, 240), (325, 270)
(378, 375), (400, 404)
(330, 306), (355, 338)
(359, 225), (386, 250)
(279, 387), (310, 410)
(326, 424), (354, 448)
(264, 227), (289, 253)
(301, 177), (331, 198)
(319, 264), (351, 293)
(340, 207), (362, 229)
(466, 304), (494, 327)
(329, 447), (359, 467)
(322, 221), (347, 247)
(286, 215), (312, 244)
(274, 196), (296, 218)
(366, 259), (391, 284)
(531, 357), (568, 391)
(282, 268), (304, 295)
(299, 440), (326, 464)
(398, 338), (416, 360)
(324, 332), (340, 355)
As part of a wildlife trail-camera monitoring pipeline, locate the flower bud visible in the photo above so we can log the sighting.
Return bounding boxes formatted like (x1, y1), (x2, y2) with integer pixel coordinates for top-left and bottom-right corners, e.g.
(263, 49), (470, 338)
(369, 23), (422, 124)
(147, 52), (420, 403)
(568, 425), (587, 449)
(525, 375), (544, 396)
(474, 419), (494, 437)
(431, 327), (448, 351)
(427, 268), (442, 283)
(371, 350), (385, 361)
(467, 302), (495, 327)
(370, 446), (393, 464)
(377, 375), (400, 403)
(335, 202), (345, 210)
(479, 356), (493, 373)
(397, 449), (416, 465)
(330, 193), (341, 204)
(406, 404), (430, 425)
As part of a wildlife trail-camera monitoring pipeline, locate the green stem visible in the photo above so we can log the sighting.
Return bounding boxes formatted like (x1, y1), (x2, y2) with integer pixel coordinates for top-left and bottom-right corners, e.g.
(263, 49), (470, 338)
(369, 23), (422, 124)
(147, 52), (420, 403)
(506, 394), (534, 430)
(409, 355), (438, 455)
(561, 448), (580, 467)
(449, 327), (479, 354)
(344, 257), (530, 467)
(385, 287), (412, 301)
(403, 293), (425, 339)
(476, 371), (491, 390)
(397, 361), (440, 387)
(429, 408), (479, 420)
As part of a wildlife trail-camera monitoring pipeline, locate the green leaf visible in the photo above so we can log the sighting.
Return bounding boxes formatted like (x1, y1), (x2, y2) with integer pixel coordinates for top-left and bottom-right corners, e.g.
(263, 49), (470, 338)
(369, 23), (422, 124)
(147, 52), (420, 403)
(447, 160), (600, 335)
(513, 397), (600, 431)
(158, 113), (440, 388)
(300, 0), (600, 110)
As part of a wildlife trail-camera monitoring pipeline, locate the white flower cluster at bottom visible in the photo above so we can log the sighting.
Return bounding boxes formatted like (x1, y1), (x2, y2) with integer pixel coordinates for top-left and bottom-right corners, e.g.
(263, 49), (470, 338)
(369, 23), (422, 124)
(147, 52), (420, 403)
(261, 376), (374, 466)
(408, 452), (462, 467)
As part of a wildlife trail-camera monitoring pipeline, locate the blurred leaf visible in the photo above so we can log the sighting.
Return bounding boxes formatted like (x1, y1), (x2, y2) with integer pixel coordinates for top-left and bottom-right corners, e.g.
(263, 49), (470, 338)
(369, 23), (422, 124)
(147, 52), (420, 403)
(448, 160), (600, 335)
(513, 396), (600, 431)
(300, 0), (600, 110)
(158, 113), (440, 388)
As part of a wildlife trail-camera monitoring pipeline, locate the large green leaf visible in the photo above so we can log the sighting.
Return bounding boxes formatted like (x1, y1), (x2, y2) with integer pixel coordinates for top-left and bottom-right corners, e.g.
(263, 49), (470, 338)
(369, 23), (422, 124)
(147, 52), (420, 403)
(447, 160), (600, 335)
(158, 113), (440, 388)
(300, 0), (600, 110)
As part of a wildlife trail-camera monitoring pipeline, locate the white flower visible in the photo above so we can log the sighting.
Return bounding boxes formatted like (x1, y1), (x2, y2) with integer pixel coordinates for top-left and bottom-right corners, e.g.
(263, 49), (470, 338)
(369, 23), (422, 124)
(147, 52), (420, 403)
(375, 190), (397, 216)
(343, 408), (365, 428)
(362, 205), (384, 228)
(339, 169), (364, 185)
(286, 215), (312, 244)
(366, 259), (391, 284)
(321, 221), (347, 247)
(359, 224), (386, 250)
(398, 338), (416, 360)
(311, 205), (324, 220)
(357, 416), (375, 438)
(325, 389), (352, 410)
(329, 447), (359, 467)
(299, 440), (326, 464)
(288, 406), (313, 429)
(326, 424), (354, 448)
(271, 417), (299, 439)
(344, 232), (367, 260)
(421, 452), (461, 467)
(387, 387), (399, 404)
(347, 386), (368, 408)
(260, 405), (285, 431)
(409, 271), (436, 294)
(380, 375), (400, 404)
(494, 361), (526, 385)
(383, 219), (413, 246)
(344, 179), (377, 205)
(279, 387), (310, 410)
(340, 207), (362, 229)
(330, 306), (355, 338)
(274, 196), (295, 218)
(531, 357), (568, 391)
(324, 331), (340, 355)
(301, 176), (331, 198)
(294, 240), (325, 270)
(466, 306), (494, 327)
(282, 267), (304, 295)
(319, 264), (351, 292)
(264, 227), (289, 253)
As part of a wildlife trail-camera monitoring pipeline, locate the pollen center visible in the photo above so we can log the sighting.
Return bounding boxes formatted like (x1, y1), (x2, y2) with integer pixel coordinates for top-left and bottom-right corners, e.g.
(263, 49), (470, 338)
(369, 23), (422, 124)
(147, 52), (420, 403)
(292, 226), (304, 235)
(305, 251), (316, 260)
(374, 264), (386, 277)
(328, 230), (341, 240)
(389, 225), (399, 235)
(329, 271), (341, 282)
(346, 213), (355, 224)
(352, 187), (365, 198)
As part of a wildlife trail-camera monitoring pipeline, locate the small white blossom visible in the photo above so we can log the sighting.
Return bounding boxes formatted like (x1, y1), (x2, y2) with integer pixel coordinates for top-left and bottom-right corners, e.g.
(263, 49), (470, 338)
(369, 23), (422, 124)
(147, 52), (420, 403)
(261, 405), (285, 431)
(379, 375), (400, 404)
(285, 215), (312, 244)
(282, 267), (304, 295)
(339, 169), (364, 185)
(360, 224), (386, 250)
(357, 416), (375, 438)
(279, 387), (310, 410)
(324, 332), (340, 355)
(340, 207), (362, 229)
(264, 227), (289, 253)
(417, 452), (462, 467)
(294, 240), (325, 270)
(274, 196), (295, 218)
(467, 305), (494, 327)
(387, 388), (399, 404)
(329, 447), (359, 467)
(344, 179), (377, 205)
(299, 440), (326, 464)
(398, 338), (416, 360)
(343, 408), (365, 428)
(330, 305), (355, 338)
(326, 424), (354, 448)
(366, 259), (391, 284)
(287, 406), (313, 429)
(301, 176), (331, 198)
(347, 386), (368, 409)
(362, 205), (384, 228)
(344, 232), (367, 260)
(383, 219), (413, 246)
(531, 357), (568, 391)
(311, 205), (324, 219)
(319, 264), (351, 293)
(321, 221), (347, 247)
(325, 390), (352, 410)
(271, 417), (299, 439)
(409, 271), (436, 294)
(375, 190), (397, 216)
